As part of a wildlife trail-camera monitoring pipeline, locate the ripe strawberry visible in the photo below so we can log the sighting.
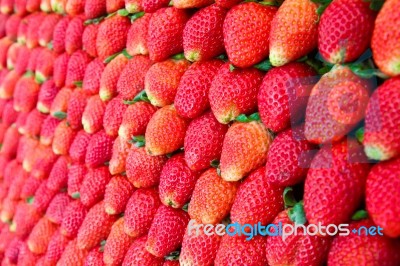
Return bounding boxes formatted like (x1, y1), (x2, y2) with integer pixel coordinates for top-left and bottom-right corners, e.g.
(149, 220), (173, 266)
(104, 175), (134, 215)
(0, 125), (19, 159)
(18, 241), (41, 266)
(80, 166), (112, 208)
(366, 158), (400, 238)
(46, 193), (72, 224)
(83, 58), (105, 95)
(26, 12), (46, 49)
(27, 217), (58, 254)
(364, 78), (400, 161)
(0, 70), (20, 100)
(85, 0), (106, 19)
(58, 239), (89, 266)
(82, 24), (99, 58)
(175, 60), (223, 119)
(99, 54), (129, 101)
(0, 197), (17, 222)
(0, 226), (14, 257)
(220, 121), (273, 182)
(118, 101), (157, 141)
(126, 13), (151, 56)
(5, 42), (19, 70)
(66, 89), (90, 130)
(37, 79), (60, 114)
(147, 7), (190, 62)
(209, 63), (264, 124)
(13, 202), (42, 238)
(328, 219), (400, 265)
(258, 62), (317, 133)
(145, 105), (189, 156)
(117, 55), (153, 100)
(104, 218), (135, 266)
(40, 116), (61, 146)
(53, 53), (70, 88)
(41, 0), (52, 12)
(42, 229), (69, 265)
(0, 37), (12, 69)
(1, 100), (17, 126)
(82, 95), (106, 134)
(85, 130), (114, 168)
(103, 95), (128, 136)
(17, 17), (29, 44)
(25, 109), (46, 137)
(66, 0), (84, 15)
(67, 163), (87, 197)
(106, 0), (124, 12)
(3, 238), (22, 265)
(51, 0), (67, 13)
(142, 0), (168, 12)
(269, 0), (318, 66)
(319, 0), (376, 64)
(27, 0), (41, 12)
(305, 65), (372, 144)
(20, 175), (42, 200)
(146, 205), (189, 257)
(7, 166), (28, 200)
(50, 87), (72, 117)
(60, 200), (88, 238)
(77, 201), (118, 250)
(27, 46), (45, 72)
(108, 136), (130, 175)
(371, 0), (400, 77)
(31, 146), (59, 179)
(84, 247), (104, 266)
(123, 237), (164, 266)
(38, 13), (61, 47)
(65, 16), (85, 55)
(47, 156), (70, 191)
(96, 15), (130, 61)
(214, 0), (240, 8)
(5, 15), (20, 40)
(52, 120), (77, 155)
(124, 188), (161, 237)
(53, 16), (71, 54)
(33, 180), (58, 213)
(304, 139), (370, 226)
(13, 75), (40, 112)
(125, 0), (142, 12)
(65, 50), (91, 87)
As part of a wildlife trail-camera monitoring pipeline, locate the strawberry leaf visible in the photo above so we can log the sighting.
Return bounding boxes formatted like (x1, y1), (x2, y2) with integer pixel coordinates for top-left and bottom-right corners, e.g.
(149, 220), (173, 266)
(117, 8), (130, 16)
(355, 127), (364, 143)
(53, 111), (67, 120)
(254, 59), (272, 72)
(352, 210), (368, 221)
(130, 11), (145, 22)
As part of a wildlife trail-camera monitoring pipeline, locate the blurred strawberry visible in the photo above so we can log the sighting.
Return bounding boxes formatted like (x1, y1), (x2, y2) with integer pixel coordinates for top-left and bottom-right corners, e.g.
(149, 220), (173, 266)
(103, 95), (127, 136)
(33, 180), (58, 213)
(51, 0), (67, 13)
(26, 46), (44, 71)
(106, 0), (124, 12)
(13, 75), (40, 112)
(5, 14), (21, 40)
(84, 246), (104, 266)
(40, 116), (61, 146)
(42, 229), (69, 265)
(67, 163), (87, 197)
(17, 241), (41, 266)
(60, 200), (88, 238)
(58, 239), (89, 266)
(0, 70), (20, 100)
(13, 202), (42, 238)
(142, 0), (169, 12)
(53, 16), (71, 54)
(122, 236), (164, 265)
(104, 175), (134, 215)
(52, 120), (77, 155)
(38, 13), (61, 47)
(50, 87), (72, 117)
(126, 13), (151, 56)
(26, 12), (46, 49)
(65, 50), (91, 87)
(46, 192), (72, 224)
(82, 95), (106, 134)
(82, 23), (99, 58)
(80, 166), (112, 208)
(99, 54), (128, 101)
(85, 130), (114, 168)
(84, 0), (106, 19)
(20, 176), (42, 200)
(83, 58), (105, 95)
(27, 216), (58, 254)
(67, 89), (91, 130)
(31, 146), (58, 179)
(0, 125), (19, 160)
(24, 109), (46, 137)
(47, 156), (70, 191)
(37, 79), (60, 113)
(125, 0), (142, 12)
(66, 0), (84, 15)
(65, 15), (85, 54)
(108, 136), (131, 175)
(26, 0), (41, 11)
(53, 53), (70, 88)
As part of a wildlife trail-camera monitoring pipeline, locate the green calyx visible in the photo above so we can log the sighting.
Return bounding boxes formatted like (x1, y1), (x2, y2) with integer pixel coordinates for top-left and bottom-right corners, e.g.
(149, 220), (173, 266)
(171, 53), (185, 60)
(84, 16), (106, 25)
(26, 196), (34, 204)
(288, 201), (307, 225)
(254, 59), (272, 72)
(117, 8), (130, 16)
(210, 159), (220, 168)
(53, 111), (67, 120)
(355, 127), (364, 143)
(258, 0), (280, 6)
(104, 51), (122, 64)
(229, 64), (236, 72)
(124, 90), (150, 104)
(311, 0), (333, 16)
(129, 135), (146, 148)
(71, 192), (81, 199)
(164, 251), (180, 261)
(74, 81), (83, 88)
(365, 0), (385, 11)
(235, 113), (261, 123)
(283, 187), (297, 209)
(352, 210), (368, 221)
(130, 11), (145, 22)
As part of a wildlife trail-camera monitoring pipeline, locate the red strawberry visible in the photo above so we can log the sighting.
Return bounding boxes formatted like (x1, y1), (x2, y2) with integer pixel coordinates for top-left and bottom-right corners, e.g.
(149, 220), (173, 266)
(13, 75), (40, 112)
(82, 95), (106, 134)
(104, 175), (135, 215)
(99, 54), (129, 101)
(65, 50), (91, 87)
(77, 201), (118, 250)
(0, 197), (17, 222)
(258, 62), (317, 133)
(66, 89), (90, 130)
(108, 136), (131, 175)
(13, 202), (42, 238)
(26, 47), (44, 72)
(0, 125), (19, 159)
(125, 0), (142, 12)
(172, 0), (211, 8)
(159, 153), (200, 208)
(51, 0), (67, 13)
(126, 147), (167, 188)
(146, 205), (190, 257)
(80, 166), (112, 208)
(66, 0), (84, 15)
(83, 58), (105, 95)
(124, 188), (161, 237)
(175, 60), (223, 119)
(46, 192), (72, 224)
(305, 65), (372, 144)
(31, 146), (59, 180)
(38, 13), (61, 47)
(189, 168), (237, 224)
(14, 45), (30, 75)
(18, 241), (41, 266)
(3, 238), (22, 265)
(27, 217), (58, 254)
(0, 225), (15, 256)
(1, 100), (18, 126)
(82, 23), (99, 58)
(58, 239), (89, 266)
(96, 15), (130, 61)
(0, 14), (5, 37)
(50, 87), (72, 117)
(84, 246), (104, 266)
(122, 235), (164, 265)
(126, 13), (151, 56)
(118, 101), (157, 141)
(17, 16), (28, 44)
(26, 12), (46, 49)
(371, 0), (400, 77)
(41, 0), (52, 12)
(103, 95), (128, 136)
(40, 115), (61, 146)
(106, 0), (124, 12)
(19, 138), (38, 169)
(0, 70), (20, 100)
(47, 156), (70, 191)
(147, 7), (190, 62)
(269, 0), (318, 66)
(53, 53), (70, 88)
(209, 63), (264, 124)
(37, 79), (60, 114)
(0, 37), (12, 69)
(145, 105), (189, 156)
(42, 229), (69, 265)
(24, 109), (46, 137)
(5, 42), (19, 70)
(84, 0), (106, 19)
(215, 0), (240, 8)
(142, 0), (168, 12)
(117, 55), (153, 100)
(26, 0), (41, 11)
(52, 120), (76, 155)
(104, 218), (135, 266)
(5, 15), (21, 40)
(20, 175), (42, 200)
(60, 200), (88, 238)
(366, 158), (400, 238)
(33, 180), (58, 213)
(145, 58), (190, 107)
(364, 77), (400, 161)
(220, 120), (273, 181)
(7, 166), (28, 200)
(65, 16), (85, 55)
(304, 139), (370, 226)
(85, 130), (115, 168)
(53, 16), (71, 54)
(67, 163), (87, 197)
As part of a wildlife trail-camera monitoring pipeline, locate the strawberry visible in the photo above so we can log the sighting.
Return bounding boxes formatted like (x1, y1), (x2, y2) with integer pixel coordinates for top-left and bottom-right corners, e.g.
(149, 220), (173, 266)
(305, 65), (372, 144)
(371, 0), (400, 77)
(0, 70), (20, 100)
(67, 163), (87, 197)
(146, 205), (189, 257)
(99, 54), (129, 101)
(83, 58), (105, 95)
(13, 75), (40, 112)
(104, 218), (135, 266)
(5, 42), (19, 70)
(33, 180), (58, 213)
(67, 89), (90, 130)
(51, 0), (67, 13)
(117, 55), (153, 100)
(7, 166), (28, 200)
(209, 63), (264, 124)
(82, 95), (106, 134)
(189, 168), (237, 224)
(0, 0), (12, 15)
(31, 146), (59, 179)
(3, 238), (22, 265)
(0, 37), (12, 69)
(106, 0), (124, 12)
(47, 156), (70, 191)
(84, 247), (104, 266)
(52, 120), (77, 155)
(27, 47), (44, 72)
(125, 0), (142, 13)
(172, 0), (211, 8)
(258, 62), (317, 133)
(66, 0), (84, 15)
(142, 0), (169, 11)
(41, 0), (52, 11)
(126, 147), (167, 188)
(118, 101), (157, 141)
(328, 219), (400, 265)
(145, 105), (189, 156)
(175, 60), (223, 119)
(42, 229), (69, 265)
(38, 13), (61, 47)
(53, 16), (71, 54)
(27, 217), (58, 254)
(85, 130), (114, 168)
(122, 236), (164, 265)
(0, 125), (19, 159)
(5, 15), (21, 40)
(80, 166), (112, 208)
(17, 17), (28, 44)
(21, 142), (41, 172)
(50, 87), (72, 117)
(18, 241), (41, 266)
(220, 120), (273, 182)
(147, 7), (190, 62)
(13, 202), (42, 238)
(53, 53), (70, 88)
(18, 137), (37, 165)
(1, 101), (17, 126)
(265, 127), (317, 186)
(26, 12), (46, 49)
(96, 15), (130, 61)
(25, 109), (46, 137)
(46, 193), (72, 224)
(304, 139), (370, 226)
(65, 16), (85, 55)
(363, 78), (400, 161)
(37, 79), (60, 114)
(109, 136), (131, 175)
(20, 175), (42, 200)
(319, 0), (376, 64)
(366, 158), (400, 238)
(103, 95), (128, 136)
(58, 239), (89, 266)
(14, 45), (30, 75)
(159, 153), (200, 208)
(65, 50), (91, 87)
(0, 14), (5, 37)
(77, 201), (118, 250)
(60, 200), (88, 238)
(124, 188), (161, 237)
(126, 13), (151, 56)
(0, 197), (17, 222)
(84, 0), (106, 19)
(40, 116), (61, 146)
(269, 0), (319, 66)
(0, 224), (15, 254)
(82, 24), (99, 58)
(27, 0), (41, 12)
(145, 58), (190, 107)
(104, 175), (135, 215)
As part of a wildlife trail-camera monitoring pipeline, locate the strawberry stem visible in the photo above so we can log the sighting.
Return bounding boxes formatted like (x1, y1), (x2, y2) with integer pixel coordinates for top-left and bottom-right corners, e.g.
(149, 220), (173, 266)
(288, 201), (307, 225)
(283, 187), (297, 208)
(235, 113), (260, 123)
(352, 210), (368, 221)
(130, 11), (145, 22)
(355, 127), (364, 143)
